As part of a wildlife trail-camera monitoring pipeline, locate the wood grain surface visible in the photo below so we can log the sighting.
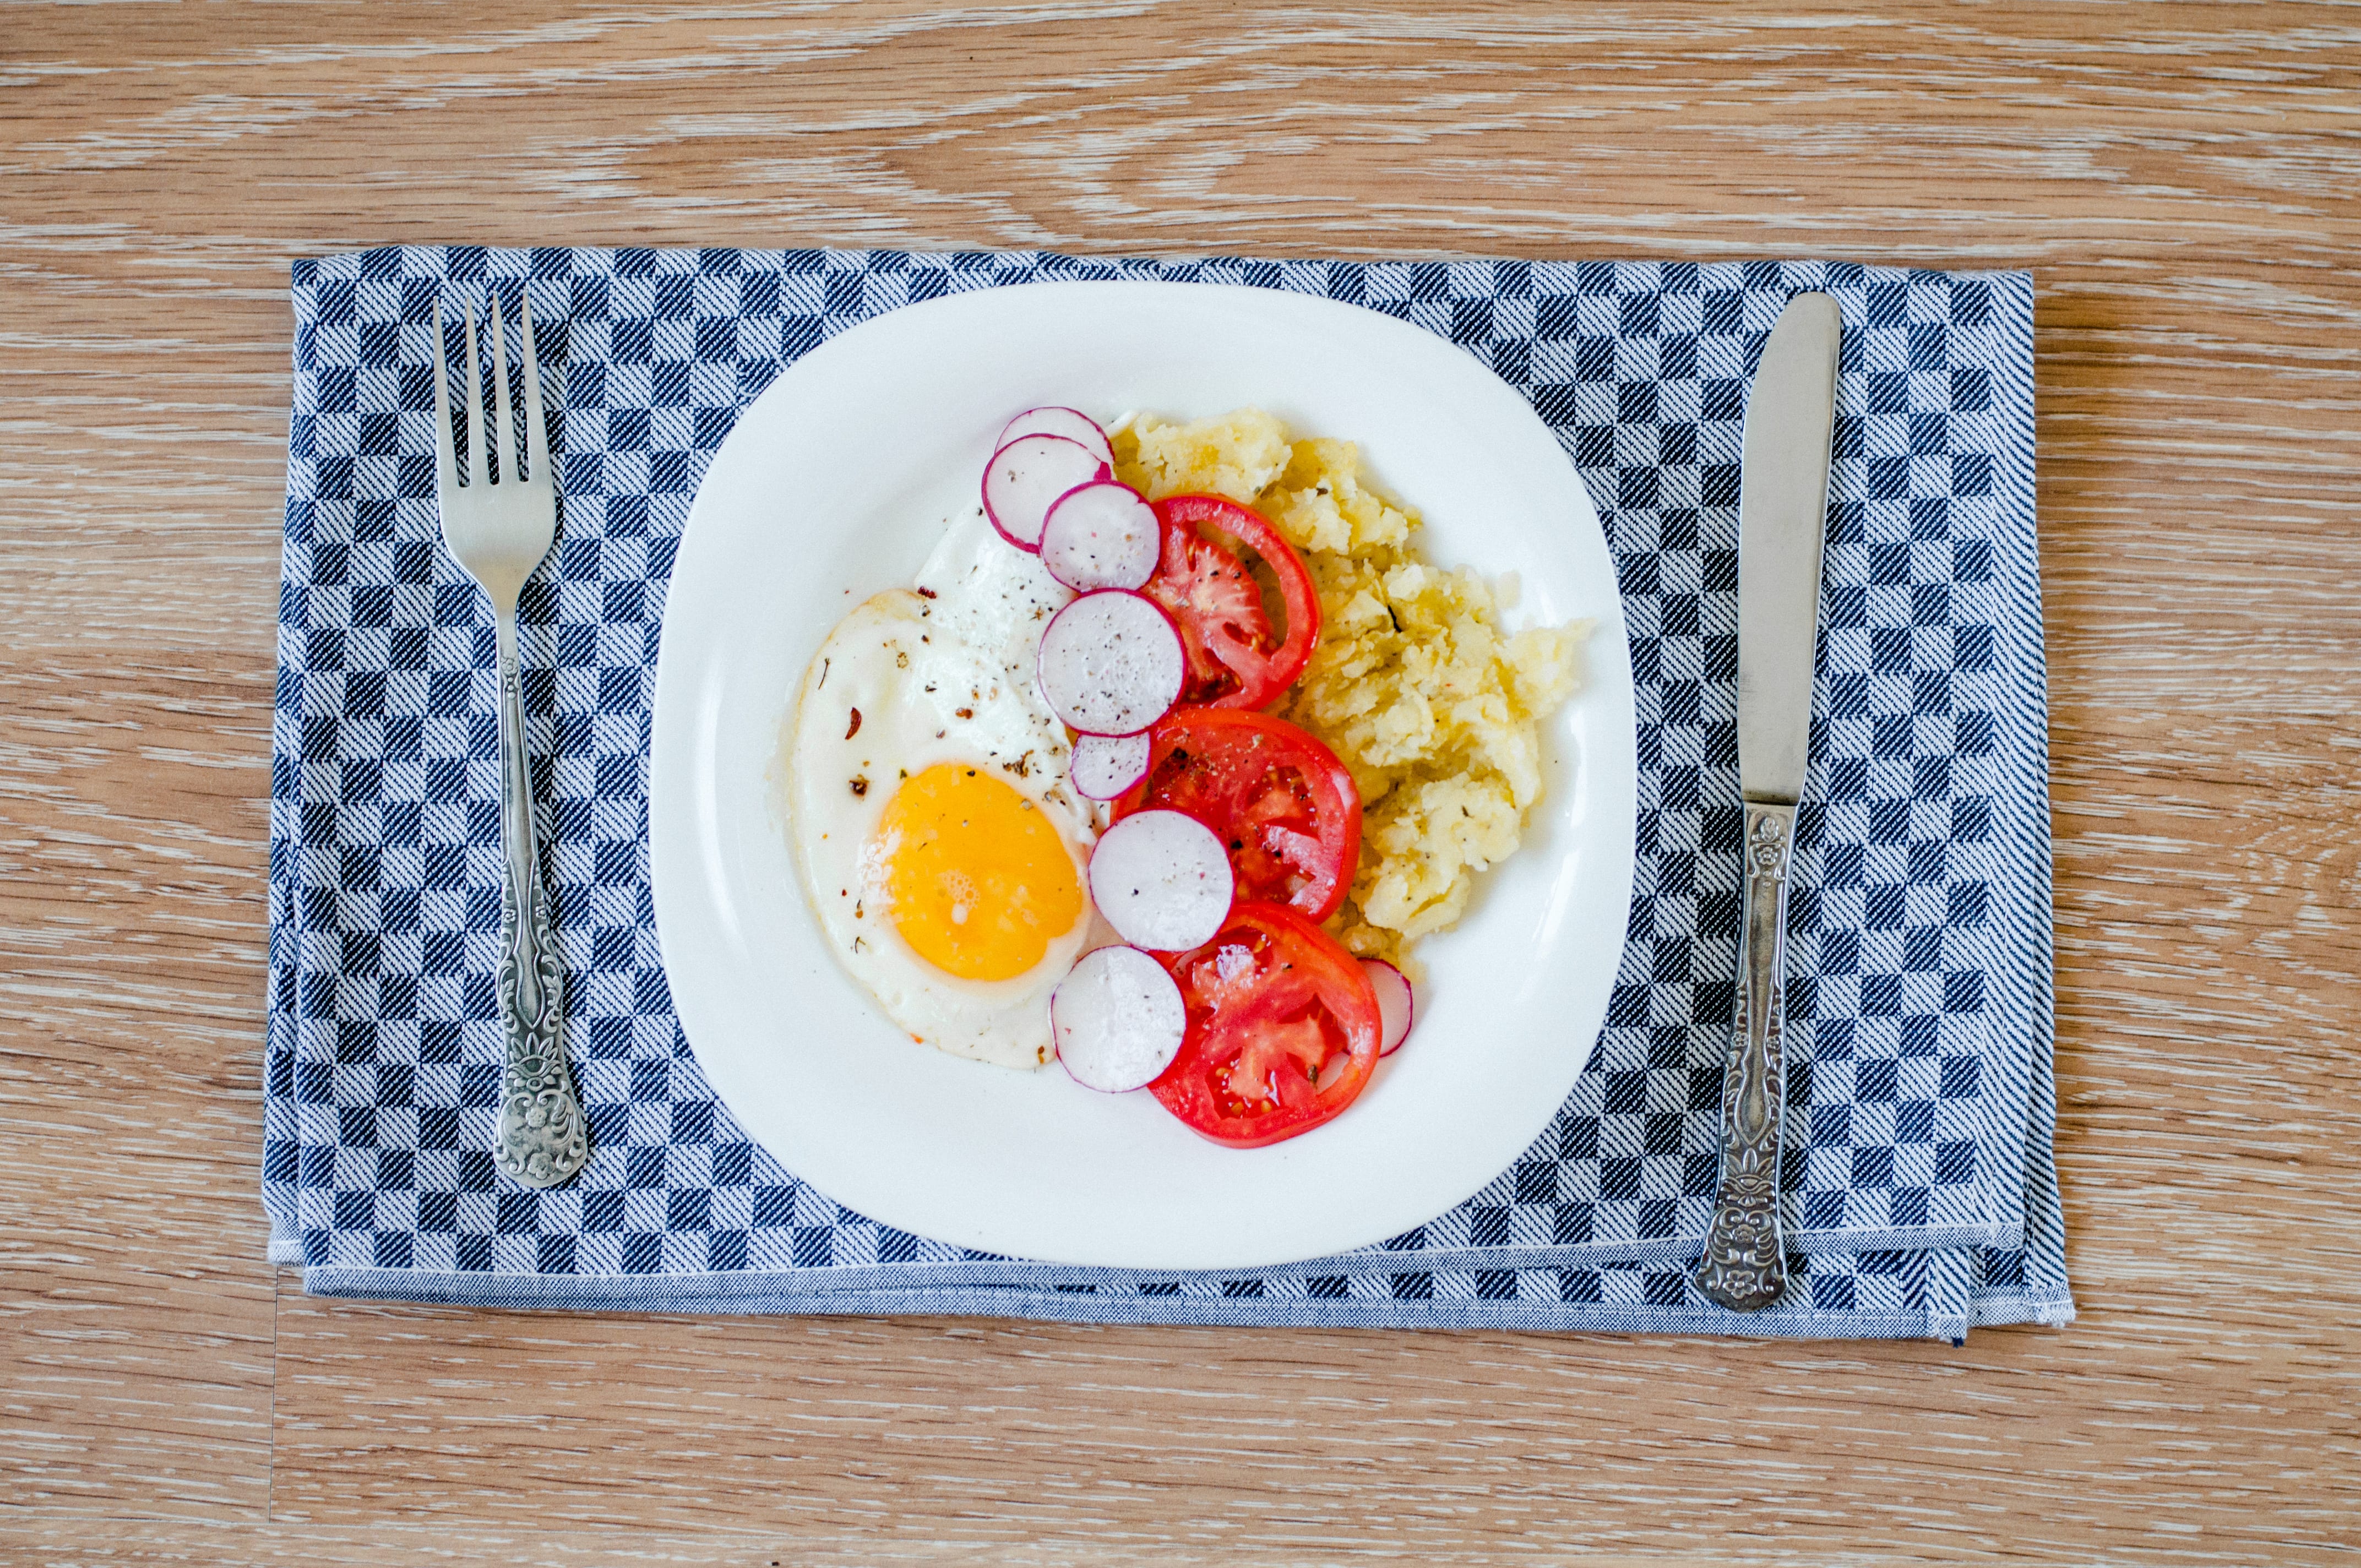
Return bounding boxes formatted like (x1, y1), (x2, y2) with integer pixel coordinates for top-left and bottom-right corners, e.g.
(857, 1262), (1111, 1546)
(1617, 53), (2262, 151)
(4, 2), (2359, 1562)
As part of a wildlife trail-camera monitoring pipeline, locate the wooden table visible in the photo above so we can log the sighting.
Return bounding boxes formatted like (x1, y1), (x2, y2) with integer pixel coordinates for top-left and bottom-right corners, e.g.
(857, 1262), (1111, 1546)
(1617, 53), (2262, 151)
(6, 4), (2358, 1561)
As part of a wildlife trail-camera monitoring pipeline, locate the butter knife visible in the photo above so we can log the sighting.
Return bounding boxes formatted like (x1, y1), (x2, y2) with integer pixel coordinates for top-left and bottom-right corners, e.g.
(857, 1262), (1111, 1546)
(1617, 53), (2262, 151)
(1695, 292), (1840, 1313)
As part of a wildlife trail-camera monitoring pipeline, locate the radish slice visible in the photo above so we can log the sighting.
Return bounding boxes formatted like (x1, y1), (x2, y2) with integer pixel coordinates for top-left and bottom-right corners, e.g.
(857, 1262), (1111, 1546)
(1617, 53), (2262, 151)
(1035, 590), (1184, 737)
(1363, 959), (1414, 1055)
(982, 433), (1106, 552)
(1089, 809), (1233, 952)
(998, 406), (1113, 467)
(1052, 945), (1186, 1092)
(1069, 732), (1151, 801)
(1040, 481), (1160, 592)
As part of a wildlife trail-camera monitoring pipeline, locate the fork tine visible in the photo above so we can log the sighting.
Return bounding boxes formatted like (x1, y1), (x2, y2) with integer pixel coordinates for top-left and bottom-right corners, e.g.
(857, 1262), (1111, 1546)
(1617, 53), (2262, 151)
(488, 288), (515, 486)
(462, 301), (488, 487)
(432, 298), (458, 498)
(520, 288), (549, 486)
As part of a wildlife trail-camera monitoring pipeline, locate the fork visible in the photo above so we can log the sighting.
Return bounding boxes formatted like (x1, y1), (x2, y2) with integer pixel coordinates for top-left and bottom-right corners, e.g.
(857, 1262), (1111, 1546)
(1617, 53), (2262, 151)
(433, 289), (588, 1189)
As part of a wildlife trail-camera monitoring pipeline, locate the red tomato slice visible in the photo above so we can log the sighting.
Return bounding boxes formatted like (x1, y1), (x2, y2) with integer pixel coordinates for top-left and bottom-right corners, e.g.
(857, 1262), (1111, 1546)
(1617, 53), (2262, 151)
(1140, 494), (1320, 711)
(1150, 902), (1383, 1148)
(1113, 706), (1362, 924)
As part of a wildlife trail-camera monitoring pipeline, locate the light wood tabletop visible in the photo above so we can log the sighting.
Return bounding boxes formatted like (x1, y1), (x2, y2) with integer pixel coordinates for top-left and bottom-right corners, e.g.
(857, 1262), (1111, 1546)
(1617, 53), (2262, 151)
(6, 3), (2358, 1562)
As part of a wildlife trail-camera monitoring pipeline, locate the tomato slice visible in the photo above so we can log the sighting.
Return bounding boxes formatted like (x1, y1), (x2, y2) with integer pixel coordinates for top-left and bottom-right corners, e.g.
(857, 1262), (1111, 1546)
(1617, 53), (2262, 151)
(1150, 902), (1383, 1148)
(1113, 706), (1362, 924)
(1140, 494), (1320, 711)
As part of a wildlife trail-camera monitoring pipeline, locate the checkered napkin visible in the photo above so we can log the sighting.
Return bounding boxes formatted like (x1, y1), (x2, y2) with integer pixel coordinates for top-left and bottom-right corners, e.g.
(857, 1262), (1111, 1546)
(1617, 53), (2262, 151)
(265, 246), (2071, 1342)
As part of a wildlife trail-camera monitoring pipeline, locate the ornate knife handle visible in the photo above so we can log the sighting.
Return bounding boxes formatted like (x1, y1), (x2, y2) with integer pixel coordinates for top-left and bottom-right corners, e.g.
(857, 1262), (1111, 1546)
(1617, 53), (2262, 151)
(491, 606), (588, 1189)
(1696, 801), (1797, 1311)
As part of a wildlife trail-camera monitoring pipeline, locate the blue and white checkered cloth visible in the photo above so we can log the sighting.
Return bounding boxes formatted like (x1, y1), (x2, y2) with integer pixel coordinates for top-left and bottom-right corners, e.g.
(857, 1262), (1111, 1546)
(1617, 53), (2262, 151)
(265, 246), (2071, 1341)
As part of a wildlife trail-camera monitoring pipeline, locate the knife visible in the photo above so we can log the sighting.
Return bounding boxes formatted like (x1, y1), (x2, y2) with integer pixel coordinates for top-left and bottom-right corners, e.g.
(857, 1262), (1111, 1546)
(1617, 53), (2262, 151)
(1695, 292), (1841, 1313)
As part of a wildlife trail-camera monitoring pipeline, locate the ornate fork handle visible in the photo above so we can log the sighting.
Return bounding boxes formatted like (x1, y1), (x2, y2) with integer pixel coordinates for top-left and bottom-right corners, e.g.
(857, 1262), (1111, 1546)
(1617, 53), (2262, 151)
(1695, 801), (1796, 1311)
(492, 603), (588, 1188)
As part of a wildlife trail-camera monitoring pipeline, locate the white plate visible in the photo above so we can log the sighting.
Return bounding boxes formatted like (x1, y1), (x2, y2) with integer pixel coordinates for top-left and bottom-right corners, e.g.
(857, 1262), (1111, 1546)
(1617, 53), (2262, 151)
(650, 280), (1636, 1272)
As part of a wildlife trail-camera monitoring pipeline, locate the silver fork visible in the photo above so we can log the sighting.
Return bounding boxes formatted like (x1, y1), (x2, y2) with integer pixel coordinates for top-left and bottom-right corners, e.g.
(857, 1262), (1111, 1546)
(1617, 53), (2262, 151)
(433, 289), (588, 1189)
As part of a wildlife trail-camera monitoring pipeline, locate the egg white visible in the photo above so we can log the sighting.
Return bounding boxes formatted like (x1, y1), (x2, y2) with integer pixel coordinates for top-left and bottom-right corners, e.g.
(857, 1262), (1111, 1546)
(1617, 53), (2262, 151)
(786, 511), (1096, 1069)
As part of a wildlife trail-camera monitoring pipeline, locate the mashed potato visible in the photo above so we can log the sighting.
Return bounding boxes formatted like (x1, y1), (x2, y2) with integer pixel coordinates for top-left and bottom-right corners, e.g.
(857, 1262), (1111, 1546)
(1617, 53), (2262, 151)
(1112, 408), (1585, 972)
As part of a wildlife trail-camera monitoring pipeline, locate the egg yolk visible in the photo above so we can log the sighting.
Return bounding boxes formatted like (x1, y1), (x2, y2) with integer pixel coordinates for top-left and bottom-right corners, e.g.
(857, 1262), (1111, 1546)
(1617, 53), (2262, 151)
(872, 762), (1084, 982)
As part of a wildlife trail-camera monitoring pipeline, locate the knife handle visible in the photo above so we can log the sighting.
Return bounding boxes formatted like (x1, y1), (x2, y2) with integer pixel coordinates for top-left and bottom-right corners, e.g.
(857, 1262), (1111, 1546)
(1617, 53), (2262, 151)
(1696, 801), (1798, 1312)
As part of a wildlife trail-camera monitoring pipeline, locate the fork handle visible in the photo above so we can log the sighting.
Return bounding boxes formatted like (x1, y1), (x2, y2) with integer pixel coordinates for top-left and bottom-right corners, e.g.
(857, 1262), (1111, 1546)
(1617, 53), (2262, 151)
(1695, 800), (1796, 1311)
(492, 605), (588, 1189)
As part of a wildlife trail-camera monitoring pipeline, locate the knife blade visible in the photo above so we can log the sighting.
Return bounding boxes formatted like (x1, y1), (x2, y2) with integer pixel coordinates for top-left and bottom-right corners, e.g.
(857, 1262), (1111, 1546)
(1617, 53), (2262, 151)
(1737, 293), (1841, 805)
(1695, 291), (1840, 1313)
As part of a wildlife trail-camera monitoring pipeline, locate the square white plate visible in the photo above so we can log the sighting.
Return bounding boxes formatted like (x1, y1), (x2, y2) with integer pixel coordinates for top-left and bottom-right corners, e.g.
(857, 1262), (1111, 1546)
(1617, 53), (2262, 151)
(649, 280), (1636, 1271)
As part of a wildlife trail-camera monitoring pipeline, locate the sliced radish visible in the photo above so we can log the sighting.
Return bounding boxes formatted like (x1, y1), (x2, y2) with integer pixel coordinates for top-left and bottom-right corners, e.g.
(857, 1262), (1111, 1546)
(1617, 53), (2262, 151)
(1040, 481), (1160, 592)
(1052, 945), (1186, 1092)
(1089, 809), (1233, 952)
(998, 406), (1113, 467)
(982, 433), (1106, 552)
(1069, 732), (1151, 801)
(1363, 959), (1415, 1055)
(1035, 590), (1184, 737)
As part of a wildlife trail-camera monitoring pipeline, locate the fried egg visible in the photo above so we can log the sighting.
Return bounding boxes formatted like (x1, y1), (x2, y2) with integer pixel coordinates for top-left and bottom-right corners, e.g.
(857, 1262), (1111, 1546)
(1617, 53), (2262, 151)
(786, 508), (1094, 1068)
